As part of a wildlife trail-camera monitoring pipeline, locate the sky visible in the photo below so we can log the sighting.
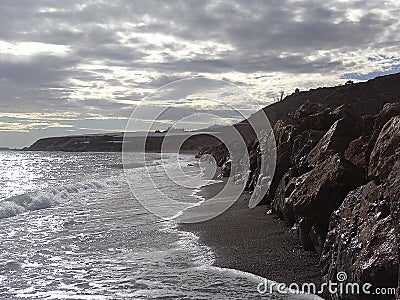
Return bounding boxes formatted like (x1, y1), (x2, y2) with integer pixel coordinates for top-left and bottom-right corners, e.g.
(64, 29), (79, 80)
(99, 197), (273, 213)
(1, 0), (400, 148)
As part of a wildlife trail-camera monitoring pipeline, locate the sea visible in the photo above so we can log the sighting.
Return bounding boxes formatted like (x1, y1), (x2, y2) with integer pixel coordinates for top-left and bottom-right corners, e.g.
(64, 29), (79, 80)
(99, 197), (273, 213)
(0, 151), (321, 299)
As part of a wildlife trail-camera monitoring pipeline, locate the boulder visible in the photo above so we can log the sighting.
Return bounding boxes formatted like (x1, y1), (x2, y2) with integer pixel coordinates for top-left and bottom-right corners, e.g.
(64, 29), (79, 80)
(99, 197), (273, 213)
(245, 140), (261, 191)
(291, 129), (325, 175)
(344, 135), (371, 172)
(289, 154), (366, 223)
(369, 116), (400, 183)
(372, 103), (400, 135)
(307, 117), (363, 167)
(385, 162), (400, 294)
(293, 101), (327, 119)
(271, 172), (296, 226)
(197, 143), (229, 167)
(365, 103), (400, 167)
(293, 109), (334, 132)
(320, 181), (399, 300)
(321, 115), (400, 299)
(329, 104), (361, 123)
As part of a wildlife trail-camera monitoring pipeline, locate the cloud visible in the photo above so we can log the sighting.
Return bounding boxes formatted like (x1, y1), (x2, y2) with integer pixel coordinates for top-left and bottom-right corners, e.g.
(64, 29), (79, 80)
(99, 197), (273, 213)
(1, 0), (400, 147)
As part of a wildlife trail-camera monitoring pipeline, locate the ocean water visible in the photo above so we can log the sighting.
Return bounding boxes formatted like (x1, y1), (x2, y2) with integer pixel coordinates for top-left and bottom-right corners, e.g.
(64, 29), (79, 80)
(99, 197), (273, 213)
(0, 151), (320, 299)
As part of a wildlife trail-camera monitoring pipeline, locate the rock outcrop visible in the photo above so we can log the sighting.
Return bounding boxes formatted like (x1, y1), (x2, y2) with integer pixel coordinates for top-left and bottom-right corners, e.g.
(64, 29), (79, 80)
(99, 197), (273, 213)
(321, 116), (400, 299)
(197, 73), (400, 299)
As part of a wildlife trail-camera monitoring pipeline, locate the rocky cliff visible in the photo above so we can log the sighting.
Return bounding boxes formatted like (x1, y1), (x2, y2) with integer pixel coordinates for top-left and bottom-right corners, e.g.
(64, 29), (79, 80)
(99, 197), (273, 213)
(200, 73), (400, 299)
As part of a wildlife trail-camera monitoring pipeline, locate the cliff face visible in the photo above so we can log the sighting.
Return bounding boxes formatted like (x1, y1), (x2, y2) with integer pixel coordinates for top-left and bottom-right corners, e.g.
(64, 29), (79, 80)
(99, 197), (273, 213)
(201, 73), (400, 299)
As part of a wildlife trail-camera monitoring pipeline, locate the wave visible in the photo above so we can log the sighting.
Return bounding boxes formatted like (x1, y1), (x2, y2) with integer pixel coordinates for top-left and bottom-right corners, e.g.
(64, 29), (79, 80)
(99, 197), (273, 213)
(0, 177), (125, 220)
(178, 224), (323, 299)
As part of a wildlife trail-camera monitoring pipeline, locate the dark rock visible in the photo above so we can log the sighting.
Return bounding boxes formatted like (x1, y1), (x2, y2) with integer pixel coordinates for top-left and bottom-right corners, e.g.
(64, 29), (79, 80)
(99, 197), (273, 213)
(290, 154), (366, 224)
(198, 143), (229, 168)
(271, 172), (296, 226)
(293, 101), (327, 119)
(320, 181), (398, 300)
(385, 162), (400, 295)
(307, 117), (363, 167)
(298, 218), (314, 251)
(291, 130), (325, 174)
(329, 103), (358, 122)
(321, 116), (400, 299)
(345, 135), (371, 172)
(372, 103), (400, 135)
(368, 116), (400, 183)
(245, 140), (261, 191)
(361, 114), (377, 134)
(293, 109), (334, 132)
(309, 223), (328, 255)
(365, 103), (400, 169)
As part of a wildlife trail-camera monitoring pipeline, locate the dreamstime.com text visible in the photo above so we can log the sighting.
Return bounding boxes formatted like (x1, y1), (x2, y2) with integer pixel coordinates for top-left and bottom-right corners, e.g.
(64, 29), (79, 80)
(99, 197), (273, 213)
(257, 272), (397, 297)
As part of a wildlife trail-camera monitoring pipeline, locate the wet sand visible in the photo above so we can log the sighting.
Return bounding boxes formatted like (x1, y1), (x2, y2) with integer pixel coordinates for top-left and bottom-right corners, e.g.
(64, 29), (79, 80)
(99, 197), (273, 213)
(180, 181), (324, 290)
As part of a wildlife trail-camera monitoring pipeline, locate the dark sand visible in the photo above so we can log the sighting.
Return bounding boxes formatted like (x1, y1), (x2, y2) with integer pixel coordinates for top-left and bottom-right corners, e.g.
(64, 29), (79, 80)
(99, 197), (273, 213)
(180, 181), (323, 289)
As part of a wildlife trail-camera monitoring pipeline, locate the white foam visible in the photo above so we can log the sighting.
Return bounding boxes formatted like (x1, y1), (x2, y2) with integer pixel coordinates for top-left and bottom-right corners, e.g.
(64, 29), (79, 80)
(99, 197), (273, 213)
(196, 265), (324, 299)
(0, 176), (126, 220)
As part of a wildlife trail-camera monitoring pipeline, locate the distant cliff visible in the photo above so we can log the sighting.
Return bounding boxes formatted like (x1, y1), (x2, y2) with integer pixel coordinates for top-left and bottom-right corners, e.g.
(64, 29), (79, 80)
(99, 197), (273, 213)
(25, 134), (123, 152)
(24, 131), (233, 153)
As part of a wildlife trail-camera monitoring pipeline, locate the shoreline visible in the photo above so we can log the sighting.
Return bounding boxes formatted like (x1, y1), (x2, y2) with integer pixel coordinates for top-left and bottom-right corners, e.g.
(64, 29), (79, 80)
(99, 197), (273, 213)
(180, 181), (324, 296)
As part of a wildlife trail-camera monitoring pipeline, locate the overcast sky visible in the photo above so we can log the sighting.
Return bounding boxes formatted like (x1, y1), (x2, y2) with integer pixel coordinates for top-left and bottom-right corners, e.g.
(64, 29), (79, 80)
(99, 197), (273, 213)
(1, 0), (400, 148)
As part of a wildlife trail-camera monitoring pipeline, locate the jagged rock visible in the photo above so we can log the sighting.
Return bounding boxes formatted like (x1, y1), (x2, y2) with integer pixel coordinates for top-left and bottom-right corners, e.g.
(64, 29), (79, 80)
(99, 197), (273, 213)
(329, 103), (358, 122)
(320, 181), (398, 300)
(265, 108), (330, 204)
(291, 130), (325, 175)
(307, 117), (363, 167)
(365, 103), (400, 166)
(309, 223), (328, 255)
(373, 103), (400, 134)
(293, 101), (327, 119)
(245, 140), (261, 191)
(198, 143), (229, 168)
(220, 160), (231, 178)
(344, 135), (371, 172)
(298, 218), (314, 251)
(385, 162), (400, 294)
(271, 172), (296, 226)
(293, 109), (334, 132)
(321, 116), (400, 299)
(290, 154), (366, 223)
(369, 116), (400, 183)
(283, 153), (365, 253)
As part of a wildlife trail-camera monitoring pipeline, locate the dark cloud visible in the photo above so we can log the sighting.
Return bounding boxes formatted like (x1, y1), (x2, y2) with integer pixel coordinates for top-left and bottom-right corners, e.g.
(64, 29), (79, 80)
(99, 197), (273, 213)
(1, 0), (400, 147)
